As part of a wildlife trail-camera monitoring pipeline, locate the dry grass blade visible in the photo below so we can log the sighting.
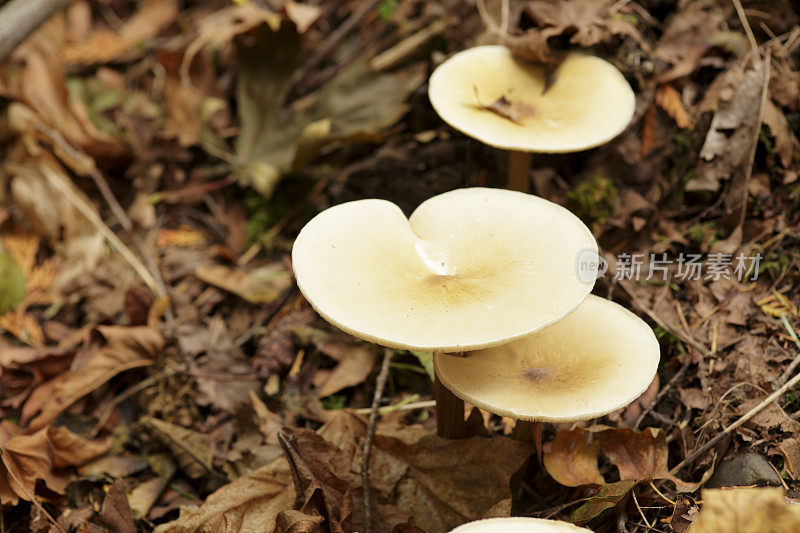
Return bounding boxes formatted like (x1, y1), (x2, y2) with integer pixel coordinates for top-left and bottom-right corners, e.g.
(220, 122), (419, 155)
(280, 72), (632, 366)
(40, 161), (162, 296)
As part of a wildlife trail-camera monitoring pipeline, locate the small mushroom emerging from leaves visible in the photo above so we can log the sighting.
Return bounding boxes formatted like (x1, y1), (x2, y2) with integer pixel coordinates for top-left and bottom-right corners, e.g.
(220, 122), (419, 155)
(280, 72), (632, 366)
(429, 46), (636, 192)
(449, 517), (592, 533)
(434, 295), (660, 437)
(291, 187), (597, 352)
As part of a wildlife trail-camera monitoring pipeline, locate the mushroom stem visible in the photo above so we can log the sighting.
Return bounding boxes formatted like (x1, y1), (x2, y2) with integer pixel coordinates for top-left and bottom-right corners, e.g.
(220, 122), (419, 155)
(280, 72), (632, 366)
(435, 374), (466, 439)
(507, 150), (532, 192)
(512, 420), (543, 463)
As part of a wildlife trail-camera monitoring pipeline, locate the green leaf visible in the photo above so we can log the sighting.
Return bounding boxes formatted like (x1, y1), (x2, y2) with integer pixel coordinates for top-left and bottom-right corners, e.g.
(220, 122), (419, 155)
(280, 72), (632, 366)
(569, 479), (638, 525)
(0, 251), (26, 314)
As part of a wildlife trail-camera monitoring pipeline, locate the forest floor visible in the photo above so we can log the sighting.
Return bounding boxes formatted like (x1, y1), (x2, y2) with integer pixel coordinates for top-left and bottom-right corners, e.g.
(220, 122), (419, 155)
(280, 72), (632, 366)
(1, 0), (800, 532)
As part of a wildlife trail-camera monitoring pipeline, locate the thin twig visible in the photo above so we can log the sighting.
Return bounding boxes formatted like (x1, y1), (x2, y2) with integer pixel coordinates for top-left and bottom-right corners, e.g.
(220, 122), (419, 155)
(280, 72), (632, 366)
(731, 0), (758, 52)
(631, 488), (651, 528)
(0, 0), (73, 62)
(5, 463), (67, 533)
(362, 348), (393, 533)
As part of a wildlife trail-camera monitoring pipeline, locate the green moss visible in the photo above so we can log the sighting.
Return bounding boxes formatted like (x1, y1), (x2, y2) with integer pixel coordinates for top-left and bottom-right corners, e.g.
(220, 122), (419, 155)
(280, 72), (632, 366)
(686, 221), (720, 246)
(759, 124), (775, 157)
(377, 0), (398, 21)
(321, 394), (348, 410)
(567, 174), (617, 224)
(244, 189), (276, 245)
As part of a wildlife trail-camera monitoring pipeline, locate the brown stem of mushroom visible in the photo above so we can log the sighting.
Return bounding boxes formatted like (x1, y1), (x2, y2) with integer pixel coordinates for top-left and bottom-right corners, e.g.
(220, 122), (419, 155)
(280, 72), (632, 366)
(435, 374), (466, 439)
(511, 420), (543, 463)
(507, 150), (532, 192)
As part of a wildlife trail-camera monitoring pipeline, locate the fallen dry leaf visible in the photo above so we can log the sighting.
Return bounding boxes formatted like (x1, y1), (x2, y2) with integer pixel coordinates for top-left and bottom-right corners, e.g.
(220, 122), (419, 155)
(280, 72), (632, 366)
(141, 417), (213, 480)
(5, 134), (105, 289)
(544, 427), (698, 493)
(1, 32), (125, 160)
(597, 428), (698, 492)
(62, 0), (179, 65)
(0, 233), (57, 345)
(656, 84), (693, 130)
(299, 328), (378, 398)
(128, 454), (177, 519)
(640, 102), (659, 158)
(653, 2), (726, 84)
(315, 345), (376, 398)
(153, 456), (295, 533)
(762, 100), (800, 168)
(22, 324), (164, 430)
(372, 425), (534, 532)
(669, 494), (701, 533)
(96, 480), (137, 533)
(478, 95), (536, 124)
(182, 2), (283, 88)
(0, 423), (109, 505)
(175, 316), (259, 412)
(543, 428), (604, 487)
(195, 262), (291, 304)
(506, 0), (645, 63)
(687, 59), (765, 194)
(687, 488), (800, 533)
(278, 427), (356, 533)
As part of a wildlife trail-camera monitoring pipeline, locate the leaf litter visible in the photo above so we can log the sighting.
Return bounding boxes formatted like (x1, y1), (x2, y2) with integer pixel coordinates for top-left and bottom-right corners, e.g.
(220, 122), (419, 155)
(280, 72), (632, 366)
(0, 0), (800, 531)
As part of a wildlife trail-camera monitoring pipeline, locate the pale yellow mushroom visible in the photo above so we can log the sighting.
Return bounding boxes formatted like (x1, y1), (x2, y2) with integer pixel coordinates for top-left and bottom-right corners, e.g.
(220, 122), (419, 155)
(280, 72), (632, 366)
(291, 187), (597, 352)
(449, 517), (592, 533)
(429, 46), (636, 191)
(434, 294), (660, 423)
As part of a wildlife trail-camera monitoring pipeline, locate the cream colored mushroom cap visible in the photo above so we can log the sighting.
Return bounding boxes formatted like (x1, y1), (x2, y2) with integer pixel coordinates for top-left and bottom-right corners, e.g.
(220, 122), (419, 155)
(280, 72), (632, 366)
(291, 188), (597, 352)
(449, 517), (591, 533)
(428, 46), (636, 153)
(434, 294), (660, 421)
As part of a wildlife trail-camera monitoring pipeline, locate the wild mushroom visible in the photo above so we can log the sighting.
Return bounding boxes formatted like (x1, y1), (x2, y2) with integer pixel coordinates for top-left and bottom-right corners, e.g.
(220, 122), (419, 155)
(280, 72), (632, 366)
(428, 46), (636, 192)
(293, 187), (599, 438)
(291, 187), (597, 353)
(433, 294), (660, 438)
(449, 517), (591, 533)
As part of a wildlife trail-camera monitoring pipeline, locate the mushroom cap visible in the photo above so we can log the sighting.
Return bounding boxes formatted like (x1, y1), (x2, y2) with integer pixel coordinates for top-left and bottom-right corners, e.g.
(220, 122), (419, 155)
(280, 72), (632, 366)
(291, 188), (597, 352)
(428, 46), (636, 153)
(434, 294), (660, 422)
(449, 518), (591, 533)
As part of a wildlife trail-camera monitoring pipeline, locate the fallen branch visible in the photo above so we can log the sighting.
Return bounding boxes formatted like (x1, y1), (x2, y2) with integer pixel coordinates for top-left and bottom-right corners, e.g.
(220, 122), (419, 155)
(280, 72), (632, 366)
(0, 0), (73, 63)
